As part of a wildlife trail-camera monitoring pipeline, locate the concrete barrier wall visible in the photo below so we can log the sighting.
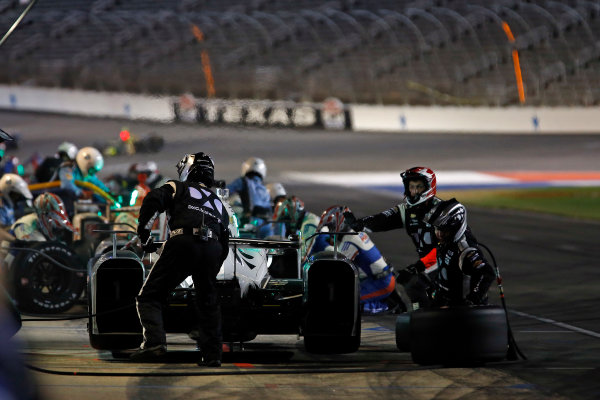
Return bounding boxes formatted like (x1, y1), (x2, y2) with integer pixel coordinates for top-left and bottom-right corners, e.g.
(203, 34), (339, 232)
(0, 85), (174, 122)
(350, 104), (600, 134)
(1, 85), (599, 133)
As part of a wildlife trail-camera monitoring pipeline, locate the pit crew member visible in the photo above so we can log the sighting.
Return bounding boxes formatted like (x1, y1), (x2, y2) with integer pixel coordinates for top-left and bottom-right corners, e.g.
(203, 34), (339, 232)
(266, 182), (287, 208)
(10, 193), (76, 242)
(34, 142), (78, 183)
(272, 196), (319, 260)
(0, 174), (33, 238)
(226, 157), (273, 238)
(425, 198), (496, 307)
(53, 146), (111, 210)
(347, 166), (442, 309)
(131, 152), (229, 367)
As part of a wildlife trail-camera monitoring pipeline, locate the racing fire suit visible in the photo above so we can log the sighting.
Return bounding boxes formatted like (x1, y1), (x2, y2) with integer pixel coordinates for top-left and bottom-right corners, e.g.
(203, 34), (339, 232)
(51, 162), (111, 215)
(136, 180), (229, 360)
(353, 197), (442, 307)
(9, 214), (47, 241)
(274, 210), (320, 261)
(310, 231), (397, 313)
(432, 230), (496, 307)
(0, 203), (16, 228)
(227, 175), (273, 238)
(355, 197), (442, 270)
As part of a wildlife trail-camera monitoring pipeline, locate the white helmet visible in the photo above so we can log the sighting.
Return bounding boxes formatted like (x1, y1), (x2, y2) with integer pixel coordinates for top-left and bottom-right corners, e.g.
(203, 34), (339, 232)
(267, 182), (286, 200)
(135, 161), (159, 183)
(76, 147), (104, 177)
(57, 142), (78, 161)
(0, 173), (33, 207)
(241, 157), (267, 180)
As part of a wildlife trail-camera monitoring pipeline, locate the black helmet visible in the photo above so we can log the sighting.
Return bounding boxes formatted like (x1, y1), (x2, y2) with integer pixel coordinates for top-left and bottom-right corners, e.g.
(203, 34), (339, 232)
(176, 152), (215, 185)
(426, 198), (467, 242)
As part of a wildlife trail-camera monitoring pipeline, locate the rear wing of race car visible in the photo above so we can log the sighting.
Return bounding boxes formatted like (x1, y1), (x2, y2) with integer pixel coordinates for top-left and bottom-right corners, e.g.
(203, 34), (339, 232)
(226, 237), (302, 286)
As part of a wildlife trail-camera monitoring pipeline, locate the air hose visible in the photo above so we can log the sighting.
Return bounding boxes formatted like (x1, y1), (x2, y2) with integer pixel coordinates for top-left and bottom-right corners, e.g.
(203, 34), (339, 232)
(478, 242), (527, 361)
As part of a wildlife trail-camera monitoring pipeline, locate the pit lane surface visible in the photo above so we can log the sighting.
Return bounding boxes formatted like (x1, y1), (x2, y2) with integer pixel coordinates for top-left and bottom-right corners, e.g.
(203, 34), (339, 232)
(3, 111), (599, 400)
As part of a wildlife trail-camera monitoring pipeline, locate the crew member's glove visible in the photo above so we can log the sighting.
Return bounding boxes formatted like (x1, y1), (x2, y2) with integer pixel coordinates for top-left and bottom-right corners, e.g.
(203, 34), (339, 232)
(137, 227), (150, 244)
(343, 211), (365, 232)
(137, 228), (158, 253)
(396, 260), (425, 284)
(141, 237), (159, 253)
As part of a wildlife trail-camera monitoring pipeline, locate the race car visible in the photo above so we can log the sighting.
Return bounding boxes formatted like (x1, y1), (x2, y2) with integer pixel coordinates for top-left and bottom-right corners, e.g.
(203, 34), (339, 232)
(87, 232), (362, 355)
(3, 182), (152, 314)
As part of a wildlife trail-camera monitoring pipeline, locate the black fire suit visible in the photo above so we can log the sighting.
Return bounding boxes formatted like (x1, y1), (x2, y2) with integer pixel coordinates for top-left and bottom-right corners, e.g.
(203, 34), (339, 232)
(357, 197), (442, 269)
(355, 198), (443, 307)
(432, 230), (496, 307)
(136, 180), (229, 359)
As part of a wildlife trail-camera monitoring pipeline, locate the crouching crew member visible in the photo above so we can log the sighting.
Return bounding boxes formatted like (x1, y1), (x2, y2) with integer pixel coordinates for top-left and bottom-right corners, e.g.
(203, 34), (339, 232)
(425, 199), (495, 307)
(131, 152), (229, 367)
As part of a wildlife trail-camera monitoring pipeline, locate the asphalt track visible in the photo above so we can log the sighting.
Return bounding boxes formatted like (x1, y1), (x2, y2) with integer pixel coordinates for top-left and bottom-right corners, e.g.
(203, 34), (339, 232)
(2, 111), (599, 400)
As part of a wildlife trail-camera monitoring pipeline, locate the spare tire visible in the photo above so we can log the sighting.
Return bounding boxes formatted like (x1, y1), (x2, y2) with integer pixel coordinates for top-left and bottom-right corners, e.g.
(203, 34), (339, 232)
(395, 312), (411, 352)
(10, 242), (86, 314)
(409, 305), (508, 366)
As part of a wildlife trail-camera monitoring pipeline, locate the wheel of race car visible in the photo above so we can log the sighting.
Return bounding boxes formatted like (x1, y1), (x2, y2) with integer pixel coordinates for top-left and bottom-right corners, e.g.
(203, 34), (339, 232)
(88, 282), (142, 351)
(304, 316), (361, 354)
(10, 241), (86, 314)
(89, 332), (142, 350)
(304, 333), (360, 354)
(395, 312), (411, 352)
(409, 305), (508, 366)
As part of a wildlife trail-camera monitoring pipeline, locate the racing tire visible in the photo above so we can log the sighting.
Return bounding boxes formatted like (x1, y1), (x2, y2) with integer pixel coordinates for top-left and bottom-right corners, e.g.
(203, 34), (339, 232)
(10, 242), (86, 314)
(88, 282), (142, 351)
(89, 333), (142, 351)
(304, 315), (361, 354)
(395, 312), (411, 352)
(409, 305), (508, 366)
(87, 260), (143, 351)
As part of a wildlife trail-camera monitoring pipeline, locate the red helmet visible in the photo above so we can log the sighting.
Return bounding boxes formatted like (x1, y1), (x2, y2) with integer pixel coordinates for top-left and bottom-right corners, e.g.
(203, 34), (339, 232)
(316, 205), (351, 233)
(33, 193), (75, 240)
(400, 166), (437, 207)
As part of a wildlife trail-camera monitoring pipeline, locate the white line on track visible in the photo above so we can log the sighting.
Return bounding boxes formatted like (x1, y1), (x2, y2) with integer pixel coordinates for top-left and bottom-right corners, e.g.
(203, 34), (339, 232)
(281, 170), (514, 187)
(510, 310), (600, 339)
(517, 331), (578, 333)
(544, 368), (596, 370)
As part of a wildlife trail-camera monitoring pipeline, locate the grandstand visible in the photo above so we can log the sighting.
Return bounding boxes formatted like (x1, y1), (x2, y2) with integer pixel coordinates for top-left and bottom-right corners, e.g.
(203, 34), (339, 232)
(1, 0), (599, 106)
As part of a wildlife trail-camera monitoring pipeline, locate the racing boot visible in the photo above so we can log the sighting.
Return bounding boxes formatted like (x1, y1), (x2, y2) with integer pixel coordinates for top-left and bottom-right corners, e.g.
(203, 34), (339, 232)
(197, 345), (222, 367)
(189, 329), (222, 367)
(198, 354), (221, 367)
(130, 343), (167, 362)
